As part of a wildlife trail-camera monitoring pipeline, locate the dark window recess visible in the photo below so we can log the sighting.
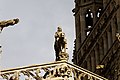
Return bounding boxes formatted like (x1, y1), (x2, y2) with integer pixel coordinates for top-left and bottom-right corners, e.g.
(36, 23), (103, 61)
(97, 8), (102, 18)
(85, 9), (93, 35)
(84, 0), (86, 3)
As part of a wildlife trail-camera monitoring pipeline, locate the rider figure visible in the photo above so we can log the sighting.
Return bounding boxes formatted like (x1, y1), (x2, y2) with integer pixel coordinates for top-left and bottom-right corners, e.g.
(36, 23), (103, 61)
(54, 27), (67, 61)
(55, 27), (65, 41)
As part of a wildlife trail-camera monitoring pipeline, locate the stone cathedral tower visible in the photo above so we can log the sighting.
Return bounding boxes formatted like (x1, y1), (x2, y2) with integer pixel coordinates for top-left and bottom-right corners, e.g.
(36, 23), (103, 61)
(72, 0), (120, 79)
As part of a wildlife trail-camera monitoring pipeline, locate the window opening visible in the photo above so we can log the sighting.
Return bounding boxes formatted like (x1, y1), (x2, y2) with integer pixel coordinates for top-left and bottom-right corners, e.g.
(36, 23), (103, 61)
(85, 9), (93, 36)
(97, 8), (102, 18)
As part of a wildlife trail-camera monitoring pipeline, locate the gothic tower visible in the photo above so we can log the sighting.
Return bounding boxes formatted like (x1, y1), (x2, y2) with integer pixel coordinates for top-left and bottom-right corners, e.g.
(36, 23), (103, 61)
(72, 0), (120, 79)
(73, 0), (103, 49)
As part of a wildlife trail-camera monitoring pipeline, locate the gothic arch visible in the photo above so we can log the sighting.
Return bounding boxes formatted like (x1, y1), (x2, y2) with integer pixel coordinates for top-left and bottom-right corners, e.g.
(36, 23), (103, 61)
(85, 9), (93, 35)
(96, 7), (102, 18)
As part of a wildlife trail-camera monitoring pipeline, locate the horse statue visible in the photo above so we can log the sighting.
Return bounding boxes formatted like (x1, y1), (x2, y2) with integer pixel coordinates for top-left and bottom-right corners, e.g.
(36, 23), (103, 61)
(54, 27), (67, 61)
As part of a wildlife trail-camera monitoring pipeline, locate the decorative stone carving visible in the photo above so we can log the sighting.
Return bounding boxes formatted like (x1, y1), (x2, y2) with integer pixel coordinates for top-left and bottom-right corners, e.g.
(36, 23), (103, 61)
(0, 61), (108, 80)
(9, 71), (19, 80)
(59, 52), (69, 61)
(0, 18), (19, 55)
(116, 33), (120, 42)
(43, 64), (72, 79)
(0, 18), (19, 32)
(54, 27), (68, 61)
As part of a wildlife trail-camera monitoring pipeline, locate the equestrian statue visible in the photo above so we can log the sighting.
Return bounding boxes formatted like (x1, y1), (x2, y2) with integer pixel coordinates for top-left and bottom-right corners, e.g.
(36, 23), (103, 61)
(54, 27), (68, 61)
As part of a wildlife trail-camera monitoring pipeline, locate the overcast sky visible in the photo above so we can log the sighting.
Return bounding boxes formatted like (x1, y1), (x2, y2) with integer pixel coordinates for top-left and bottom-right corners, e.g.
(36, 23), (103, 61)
(0, 0), (75, 69)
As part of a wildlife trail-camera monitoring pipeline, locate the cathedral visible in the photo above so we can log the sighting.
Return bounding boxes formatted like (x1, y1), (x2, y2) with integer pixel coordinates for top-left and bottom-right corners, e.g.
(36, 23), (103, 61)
(72, 0), (120, 80)
(0, 0), (120, 80)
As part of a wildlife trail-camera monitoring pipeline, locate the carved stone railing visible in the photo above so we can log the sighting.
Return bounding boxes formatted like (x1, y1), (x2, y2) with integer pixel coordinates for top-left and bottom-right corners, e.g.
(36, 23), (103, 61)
(0, 61), (108, 80)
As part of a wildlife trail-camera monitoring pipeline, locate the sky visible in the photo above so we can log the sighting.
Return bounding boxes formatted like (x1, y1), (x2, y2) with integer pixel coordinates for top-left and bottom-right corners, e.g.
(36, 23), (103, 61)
(0, 0), (75, 69)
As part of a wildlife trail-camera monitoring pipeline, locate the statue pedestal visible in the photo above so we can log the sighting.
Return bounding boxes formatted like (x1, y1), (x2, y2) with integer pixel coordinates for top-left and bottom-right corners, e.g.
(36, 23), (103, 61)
(59, 52), (69, 61)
